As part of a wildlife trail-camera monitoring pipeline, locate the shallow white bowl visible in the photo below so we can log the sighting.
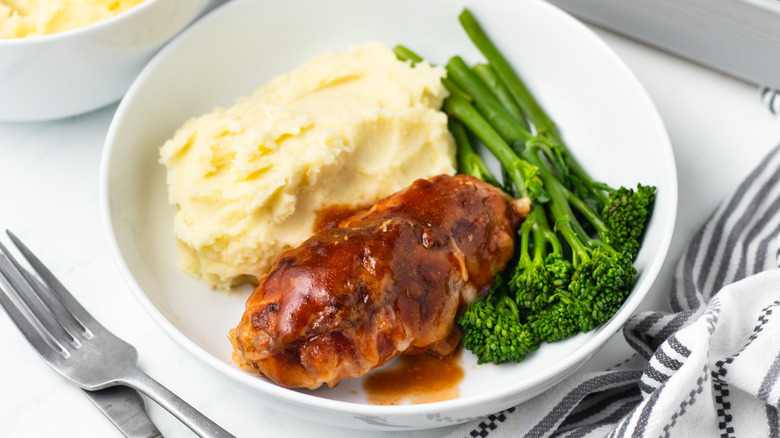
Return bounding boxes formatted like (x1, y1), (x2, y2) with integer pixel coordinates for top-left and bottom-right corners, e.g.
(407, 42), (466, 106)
(100, 0), (677, 430)
(0, 0), (222, 121)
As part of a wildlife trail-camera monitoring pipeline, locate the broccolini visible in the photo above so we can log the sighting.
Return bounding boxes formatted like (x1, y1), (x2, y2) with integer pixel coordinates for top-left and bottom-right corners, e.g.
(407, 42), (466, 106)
(395, 7), (657, 364)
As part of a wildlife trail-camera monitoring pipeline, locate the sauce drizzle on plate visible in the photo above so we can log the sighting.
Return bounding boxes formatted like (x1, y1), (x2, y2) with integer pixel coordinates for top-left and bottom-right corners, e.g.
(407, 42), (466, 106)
(363, 350), (463, 405)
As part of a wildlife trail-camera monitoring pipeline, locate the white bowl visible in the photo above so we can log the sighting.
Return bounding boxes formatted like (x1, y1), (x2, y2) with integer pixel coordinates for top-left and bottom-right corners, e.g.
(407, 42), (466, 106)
(0, 0), (223, 122)
(100, 0), (677, 430)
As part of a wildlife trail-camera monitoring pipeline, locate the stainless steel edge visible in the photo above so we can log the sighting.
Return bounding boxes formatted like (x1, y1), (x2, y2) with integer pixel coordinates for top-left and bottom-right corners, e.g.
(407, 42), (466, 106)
(83, 386), (163, 438)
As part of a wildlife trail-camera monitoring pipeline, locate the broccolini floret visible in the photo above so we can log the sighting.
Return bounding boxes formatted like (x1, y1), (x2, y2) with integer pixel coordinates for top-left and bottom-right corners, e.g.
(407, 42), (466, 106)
(520, 142), (637, 340)
(510, 207), (570, 313)
(458, 276), (539, 364)
(527, 293), (587, 342)
(602, 184), (657, 260)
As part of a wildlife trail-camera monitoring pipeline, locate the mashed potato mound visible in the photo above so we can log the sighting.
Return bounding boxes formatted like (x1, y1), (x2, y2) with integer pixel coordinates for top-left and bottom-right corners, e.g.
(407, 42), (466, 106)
(0, 0), (145, 39)
(160, 42), (456, 290)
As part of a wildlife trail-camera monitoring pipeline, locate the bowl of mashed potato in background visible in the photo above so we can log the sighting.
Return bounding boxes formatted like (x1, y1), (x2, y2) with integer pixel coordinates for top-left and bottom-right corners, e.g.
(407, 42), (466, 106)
(101, 0), (677, 431)
(0, 0), (223, 121)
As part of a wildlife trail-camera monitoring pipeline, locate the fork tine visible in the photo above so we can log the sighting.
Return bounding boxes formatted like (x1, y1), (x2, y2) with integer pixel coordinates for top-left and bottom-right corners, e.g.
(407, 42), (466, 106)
(20, 266), (85, 336)
(6, 231), (98, 334)
(0, 240), (83, 345)
(0, 253), (68, 361)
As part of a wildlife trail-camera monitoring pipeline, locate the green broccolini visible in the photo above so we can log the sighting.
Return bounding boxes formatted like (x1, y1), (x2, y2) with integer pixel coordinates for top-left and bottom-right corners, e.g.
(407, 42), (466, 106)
(394, 7), (656, 364)
(519, 141), (636, 340)
(445, 89), (638, 348)
(602, 184), (657, 260)
(458, 275), (539, 364)
(456, 8), (655, 262)
(449, 118), (501, 189)
(510, 206), (569, 314)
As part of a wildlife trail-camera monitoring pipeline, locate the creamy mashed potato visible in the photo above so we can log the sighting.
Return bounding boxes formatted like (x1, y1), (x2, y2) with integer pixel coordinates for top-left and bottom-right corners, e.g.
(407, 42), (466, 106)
(160, 42), (456, 290)
(0, 0), (145, 39)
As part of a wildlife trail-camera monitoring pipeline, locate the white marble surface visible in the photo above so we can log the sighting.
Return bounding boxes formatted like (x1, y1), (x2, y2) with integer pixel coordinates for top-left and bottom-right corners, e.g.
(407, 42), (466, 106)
(1, 22), (779, 438)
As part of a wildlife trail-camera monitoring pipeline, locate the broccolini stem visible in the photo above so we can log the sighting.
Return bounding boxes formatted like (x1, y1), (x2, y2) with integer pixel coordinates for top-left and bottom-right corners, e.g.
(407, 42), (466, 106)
(443, 94), (536, 199)
(531, 205), (562, 258)
(395, 44), (546, 203)
(532, 223), (547, 262)
(458, 8), (610, 205)
(518, 211), (534, 264)
(521, 147), (591, 265)
(565, 187), (609, 236)
(450, 118), (501, 187)
(473, 63), (527, 128)
(458, 9), (554, 137)
(446, 56), (531, 143)
(523, 138), (569, 184)
(393, 45), (423, 64)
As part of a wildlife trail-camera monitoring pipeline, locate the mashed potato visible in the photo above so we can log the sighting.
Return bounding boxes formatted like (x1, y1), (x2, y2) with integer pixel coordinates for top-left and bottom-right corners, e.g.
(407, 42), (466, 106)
(0, 0), (145, 39)
(160, 42), (456, 290)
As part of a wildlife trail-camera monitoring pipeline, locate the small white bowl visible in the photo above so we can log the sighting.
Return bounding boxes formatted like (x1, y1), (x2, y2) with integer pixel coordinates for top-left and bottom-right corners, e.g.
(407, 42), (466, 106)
(0, 0), (223, 122)
(101, 0), (677, 430)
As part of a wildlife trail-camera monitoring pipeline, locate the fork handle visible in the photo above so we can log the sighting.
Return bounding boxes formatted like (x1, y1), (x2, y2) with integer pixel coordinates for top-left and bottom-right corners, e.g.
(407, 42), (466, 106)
(121, 366), (235, 438)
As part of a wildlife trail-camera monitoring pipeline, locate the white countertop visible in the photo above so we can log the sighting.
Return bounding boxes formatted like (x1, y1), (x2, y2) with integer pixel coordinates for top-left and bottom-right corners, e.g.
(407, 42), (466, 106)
(1, 23), (779, 438)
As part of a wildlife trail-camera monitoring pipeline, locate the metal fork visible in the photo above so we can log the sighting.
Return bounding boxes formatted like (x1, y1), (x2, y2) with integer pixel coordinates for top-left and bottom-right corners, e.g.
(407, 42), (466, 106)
(22, 270), (162, 438)
(0, 231), (234, 438)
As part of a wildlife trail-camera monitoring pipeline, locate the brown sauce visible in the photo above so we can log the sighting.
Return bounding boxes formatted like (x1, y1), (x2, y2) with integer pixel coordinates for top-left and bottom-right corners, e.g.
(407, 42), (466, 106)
(312, 204), (369, 232)
(363, 350), (463, 405)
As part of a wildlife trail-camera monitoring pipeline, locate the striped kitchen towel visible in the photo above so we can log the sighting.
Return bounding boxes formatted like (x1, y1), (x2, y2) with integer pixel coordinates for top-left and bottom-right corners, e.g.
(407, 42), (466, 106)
(447, 143), (780, 438)
(762, 86), (780, 115)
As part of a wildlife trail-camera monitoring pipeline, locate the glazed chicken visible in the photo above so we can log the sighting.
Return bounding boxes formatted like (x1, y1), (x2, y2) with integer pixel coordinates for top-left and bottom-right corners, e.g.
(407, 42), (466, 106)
(230, 174), (529, 389)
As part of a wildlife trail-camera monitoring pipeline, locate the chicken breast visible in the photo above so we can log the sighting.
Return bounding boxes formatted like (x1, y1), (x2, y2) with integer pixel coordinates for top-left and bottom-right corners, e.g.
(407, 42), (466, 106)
(230, 174), (528, 389)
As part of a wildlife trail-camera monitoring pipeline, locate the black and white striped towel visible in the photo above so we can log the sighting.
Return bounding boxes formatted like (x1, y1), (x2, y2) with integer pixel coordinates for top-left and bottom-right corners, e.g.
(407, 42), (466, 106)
(447, 143), (780, 438)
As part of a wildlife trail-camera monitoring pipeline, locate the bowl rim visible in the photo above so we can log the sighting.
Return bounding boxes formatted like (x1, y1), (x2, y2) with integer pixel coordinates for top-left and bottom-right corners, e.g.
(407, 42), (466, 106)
(99, 0), (678, 421)
(0, 0), (164, 46)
